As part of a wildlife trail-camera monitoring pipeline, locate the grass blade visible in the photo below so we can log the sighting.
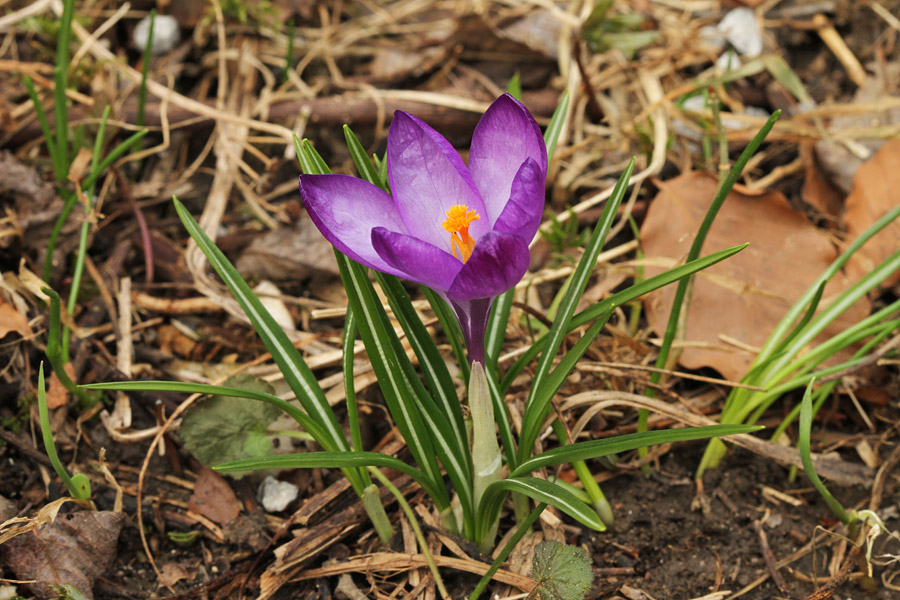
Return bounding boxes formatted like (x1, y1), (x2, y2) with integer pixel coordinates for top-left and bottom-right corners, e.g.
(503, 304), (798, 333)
(798, 381), (849, 523)
(512, 424), (762, 477)
(478, 477), (605, 541)
(82, 380), (331, 446)
(500, 244), (748, 394)
(214, 451), (444, 501)
(376, 273), (468, 457)
(518, 159), (636, 461)
(171, 198), (348, 454)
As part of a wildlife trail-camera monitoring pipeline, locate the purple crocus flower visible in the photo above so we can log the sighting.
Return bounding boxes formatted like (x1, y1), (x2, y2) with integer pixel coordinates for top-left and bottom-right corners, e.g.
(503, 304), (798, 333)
(299, 94), (547, 365)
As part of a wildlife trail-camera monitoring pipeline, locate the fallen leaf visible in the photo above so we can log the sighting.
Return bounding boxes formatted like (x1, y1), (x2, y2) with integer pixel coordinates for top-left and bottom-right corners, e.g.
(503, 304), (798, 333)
(235, 217), (339, 281)
(46, 363), (77, 410)
(0, 300), (32, 340)
(641, 171), (869, 382)
(799, 141), (843, 222)
(843, 139), (900, 287)
(0, 510), (124, 600)
(177, 374), (281, 472)
(158, 562), (196, 588)
(188, 467), (241, 526)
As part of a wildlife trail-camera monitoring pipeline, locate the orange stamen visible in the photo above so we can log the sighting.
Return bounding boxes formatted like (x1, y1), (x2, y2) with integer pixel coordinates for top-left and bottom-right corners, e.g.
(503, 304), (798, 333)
(442, 204), (480, 263)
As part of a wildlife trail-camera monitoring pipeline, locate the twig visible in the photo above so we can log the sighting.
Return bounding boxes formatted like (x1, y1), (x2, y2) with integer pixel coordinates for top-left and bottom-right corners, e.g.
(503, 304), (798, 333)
(112, 166), (153, 284)
(753, 515), (796, 598)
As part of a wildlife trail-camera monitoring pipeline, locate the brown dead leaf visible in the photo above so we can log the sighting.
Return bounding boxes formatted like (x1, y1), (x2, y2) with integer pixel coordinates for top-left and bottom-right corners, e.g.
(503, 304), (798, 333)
(843, 139), (900, 287)
(188, 467), (241, 526)
(0, 510), (124, 600)
(46, 363), (76, 410)
(0, 300), (32, 340)
(158, 562), (196, 588)
(641, 171), (869, 382)
(799, 141), (843, 223)
(235, 217), (339, 280)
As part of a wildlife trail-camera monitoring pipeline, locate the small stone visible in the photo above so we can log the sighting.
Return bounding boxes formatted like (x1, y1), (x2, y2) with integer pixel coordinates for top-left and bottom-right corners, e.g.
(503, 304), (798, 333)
(717, 8), (763, 58)
(258, 476), (299, 512)
(133, 14), (180, 55)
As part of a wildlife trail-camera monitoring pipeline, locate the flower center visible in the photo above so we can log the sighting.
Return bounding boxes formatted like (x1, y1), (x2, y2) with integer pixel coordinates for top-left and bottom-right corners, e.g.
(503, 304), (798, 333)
(442, 204), (480, 263)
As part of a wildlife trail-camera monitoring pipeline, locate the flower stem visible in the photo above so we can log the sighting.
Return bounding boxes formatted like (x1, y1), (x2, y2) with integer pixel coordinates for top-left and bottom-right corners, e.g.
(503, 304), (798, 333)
(470, 362), (501, 552)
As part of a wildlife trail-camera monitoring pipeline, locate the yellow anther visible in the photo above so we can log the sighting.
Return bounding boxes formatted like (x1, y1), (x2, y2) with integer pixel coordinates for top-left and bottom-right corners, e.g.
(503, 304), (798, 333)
(442, 204), (479, 263)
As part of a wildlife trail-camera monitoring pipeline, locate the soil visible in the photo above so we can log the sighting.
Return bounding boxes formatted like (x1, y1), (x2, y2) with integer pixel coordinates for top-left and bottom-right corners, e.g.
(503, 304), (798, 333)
(1, 1), (899, 599)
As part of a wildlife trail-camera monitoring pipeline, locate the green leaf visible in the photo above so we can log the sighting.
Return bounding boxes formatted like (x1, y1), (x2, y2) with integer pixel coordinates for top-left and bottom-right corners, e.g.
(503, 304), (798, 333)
(544, 91), (570, 162)
(799, 380), (850, 523)
(344, 125), (383, 188)
(171, 197), (350, 456)
(81, 379), (331, 445)
(213, 450), (446, 503)
(518, 159), (636, 462)
(512, 424), (762, 478)
(334, 252), (453, 513)
(531, 541), (593, 600)
(478, 477), (605, 541)
(499, 243), (748, 394)
(178, 374), (281, 472)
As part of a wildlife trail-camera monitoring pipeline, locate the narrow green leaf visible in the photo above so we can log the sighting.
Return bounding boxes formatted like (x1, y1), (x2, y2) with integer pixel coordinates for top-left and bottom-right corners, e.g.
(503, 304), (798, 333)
(80, 130), (148, 191)
(507, 72), (522, 100)
(519, 159), (636, 461)
(524, 317), (605, 452)
(23, 76), (59, 173)
(500, 244), (748, 394)
(335, 252), (453, 511)
(422, 287), (470, 381)
(478, 477), (605, 541)
(543, 91), (570, 161)
(214, 451), (445, 502)
(344, 125), (382, 187)
(376, 273), (468, 458)
(171, 198), (348, 454)
(485, 289), (513, 374)
(799, 381), (849, 523)
(512, 424), (762, 478)
(82, 380), (330, 445)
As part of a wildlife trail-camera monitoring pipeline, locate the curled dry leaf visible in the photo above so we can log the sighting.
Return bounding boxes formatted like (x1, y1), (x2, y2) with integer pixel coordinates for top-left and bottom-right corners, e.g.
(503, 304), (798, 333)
(843, 139), (900, 288)
(641, 171), (869, 382)
(188, 467), (242, 526)
(46, 363), (77, 410)
(0, 300), (32, 340)
(0, 510), (124, 600)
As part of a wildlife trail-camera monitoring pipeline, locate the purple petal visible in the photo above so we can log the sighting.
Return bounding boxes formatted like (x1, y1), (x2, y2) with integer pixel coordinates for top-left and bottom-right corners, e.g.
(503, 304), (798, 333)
(299, 174), (408, 276)
(491, 158), (545, 240)
(387, 111), (489, 252)
(371, 227), (462, 292)
(469, 94), (547, 228)
(447, 231), (530, 302)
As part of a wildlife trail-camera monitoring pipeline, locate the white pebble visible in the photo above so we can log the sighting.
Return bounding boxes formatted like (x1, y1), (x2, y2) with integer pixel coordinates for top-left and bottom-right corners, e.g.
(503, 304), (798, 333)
(258, 476), (299, 512)
(133, 14), (180, 55)
(717, 8), (763, 57)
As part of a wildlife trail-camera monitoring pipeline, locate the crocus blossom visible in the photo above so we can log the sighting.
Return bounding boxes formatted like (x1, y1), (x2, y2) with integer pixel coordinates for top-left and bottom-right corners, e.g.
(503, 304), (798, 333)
(299, 94), (547, 364)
